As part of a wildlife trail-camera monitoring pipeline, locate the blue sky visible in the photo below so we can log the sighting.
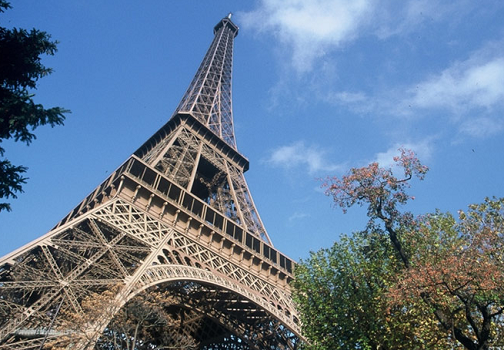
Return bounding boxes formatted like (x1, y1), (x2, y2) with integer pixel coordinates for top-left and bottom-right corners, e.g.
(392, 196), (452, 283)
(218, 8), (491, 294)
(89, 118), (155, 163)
(1, 1), (504, 261)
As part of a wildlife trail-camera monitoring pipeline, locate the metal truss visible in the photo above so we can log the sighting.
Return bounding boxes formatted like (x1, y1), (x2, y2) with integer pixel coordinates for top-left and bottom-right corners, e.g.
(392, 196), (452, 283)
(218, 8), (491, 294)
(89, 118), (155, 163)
(0, 15), (304, 349)
(175, 15), (238, 149)
(0, 196), (302, 349)
(139, 120), (272, 245)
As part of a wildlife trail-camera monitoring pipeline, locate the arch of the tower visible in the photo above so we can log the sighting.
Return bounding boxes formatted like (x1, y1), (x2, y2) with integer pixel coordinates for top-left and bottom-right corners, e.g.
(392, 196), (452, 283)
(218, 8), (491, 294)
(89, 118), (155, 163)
(0, 155), (301, 349)
(87, 272), (301, 350)
(0, 195), (300, 349)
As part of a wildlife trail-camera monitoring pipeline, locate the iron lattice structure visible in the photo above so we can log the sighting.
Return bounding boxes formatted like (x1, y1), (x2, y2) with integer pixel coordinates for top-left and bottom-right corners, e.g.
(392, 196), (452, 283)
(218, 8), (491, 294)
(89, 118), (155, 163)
(0, 15), (303, 349)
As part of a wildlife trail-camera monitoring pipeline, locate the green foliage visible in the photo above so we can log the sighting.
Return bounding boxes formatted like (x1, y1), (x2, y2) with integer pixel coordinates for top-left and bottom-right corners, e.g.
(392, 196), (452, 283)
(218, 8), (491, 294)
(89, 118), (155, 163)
(295, 150), (504, 349)
(0, 159), (26, 212)
(0, 1), (10, 13)
(391, 198), (504, 349)
(51, 287), (197, 350)
(293, 230), (447, 350)
(0, 1), (69, 211)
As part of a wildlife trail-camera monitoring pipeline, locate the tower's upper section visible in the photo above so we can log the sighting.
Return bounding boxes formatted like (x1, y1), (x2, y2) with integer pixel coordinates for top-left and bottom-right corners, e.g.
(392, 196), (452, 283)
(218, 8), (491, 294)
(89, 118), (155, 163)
(174, 15), (239, 149)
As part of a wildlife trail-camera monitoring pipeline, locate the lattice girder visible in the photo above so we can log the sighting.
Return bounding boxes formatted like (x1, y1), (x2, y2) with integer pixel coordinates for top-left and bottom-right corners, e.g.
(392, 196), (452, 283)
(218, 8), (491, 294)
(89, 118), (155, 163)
(175, 17), (238, 148)
(1, 194), (301, 349)
(137, 117), (272, 245)
(0, 209), (155, 346)
(0, 15), (304, 350)
(116, 281), (298, 350)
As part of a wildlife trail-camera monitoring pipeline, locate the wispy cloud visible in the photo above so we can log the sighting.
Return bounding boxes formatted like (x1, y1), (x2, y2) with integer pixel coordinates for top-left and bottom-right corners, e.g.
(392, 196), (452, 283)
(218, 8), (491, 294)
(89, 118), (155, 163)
(331, 91), (367, 104)
(264, 141), (343, 175)
(373, 0), (468, 38)
(372, 141), (434, 169)
(459, 117), (504, 138)
(403, 44), (504, 138)
(240, 0), (373, 73)
(239, 0), (464, 74)
(409, 58), (504, 112)
(240, 0), (504, 141)
(288, 211), (311, 222)
(329, 42), (504, 139)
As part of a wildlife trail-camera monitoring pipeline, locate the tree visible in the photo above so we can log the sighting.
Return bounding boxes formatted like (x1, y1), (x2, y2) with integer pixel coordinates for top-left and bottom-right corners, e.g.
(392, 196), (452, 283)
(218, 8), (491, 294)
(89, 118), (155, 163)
(0, 0), (69, 211)
(49, 287), (197, 350)
(293, 148), (503, 349)
(101, 289), (197, 350)
(390, 198), (504, 349)
(323, 148), (428, 269)
(292, 229), (448, 350)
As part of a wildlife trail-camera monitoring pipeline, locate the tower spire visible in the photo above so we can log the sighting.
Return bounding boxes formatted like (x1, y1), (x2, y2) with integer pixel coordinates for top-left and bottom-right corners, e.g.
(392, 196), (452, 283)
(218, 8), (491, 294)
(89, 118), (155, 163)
(174, 15), (239, 149)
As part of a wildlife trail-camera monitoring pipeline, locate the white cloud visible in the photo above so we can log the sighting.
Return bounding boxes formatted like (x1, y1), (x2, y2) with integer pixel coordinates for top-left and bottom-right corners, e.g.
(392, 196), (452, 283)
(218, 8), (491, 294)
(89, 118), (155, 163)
(459, 117), (504, 138)
(410, 57), (504, 112)
(288, 212), (310, 222)
(239, 0), (465, 74)
(373, 0), (466, 38)
(265, 141), (342, 175)
(240, 0), (504, 141)
(240, 0), (373, 73)
(404, 47), (504, 138)
(329, 55), (504, 115)
(324, 90), (381, 116)
(373, 141), (433, 169)
(328, 43), (504, 139)
(331, 91), (367, 104)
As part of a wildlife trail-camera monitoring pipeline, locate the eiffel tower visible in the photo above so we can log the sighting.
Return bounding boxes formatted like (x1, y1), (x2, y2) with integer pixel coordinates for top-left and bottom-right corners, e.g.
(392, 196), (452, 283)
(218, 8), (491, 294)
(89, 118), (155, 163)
(0, 14), (302, 350)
